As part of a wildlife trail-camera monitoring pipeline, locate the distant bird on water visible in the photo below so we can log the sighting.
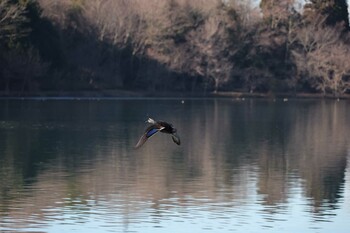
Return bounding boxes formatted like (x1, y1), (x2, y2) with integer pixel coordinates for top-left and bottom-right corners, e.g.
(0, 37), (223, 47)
(135, 118), (181, 149)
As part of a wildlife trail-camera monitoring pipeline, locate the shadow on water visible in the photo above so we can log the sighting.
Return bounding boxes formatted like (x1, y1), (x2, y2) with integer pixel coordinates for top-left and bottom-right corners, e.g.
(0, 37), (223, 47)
(0, 98), (349, 232)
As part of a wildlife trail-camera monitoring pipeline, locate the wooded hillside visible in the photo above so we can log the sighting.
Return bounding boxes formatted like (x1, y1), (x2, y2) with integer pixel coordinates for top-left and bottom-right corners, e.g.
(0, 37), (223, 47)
(1, 0), (350, 96)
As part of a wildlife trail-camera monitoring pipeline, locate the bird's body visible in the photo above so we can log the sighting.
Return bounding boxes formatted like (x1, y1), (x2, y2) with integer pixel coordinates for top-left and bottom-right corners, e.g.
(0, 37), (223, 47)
(135, 118), (180, 149)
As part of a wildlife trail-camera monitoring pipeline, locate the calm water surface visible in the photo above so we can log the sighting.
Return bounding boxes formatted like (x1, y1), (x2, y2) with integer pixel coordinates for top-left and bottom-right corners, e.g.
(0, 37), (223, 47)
(0, 98), (349, 233)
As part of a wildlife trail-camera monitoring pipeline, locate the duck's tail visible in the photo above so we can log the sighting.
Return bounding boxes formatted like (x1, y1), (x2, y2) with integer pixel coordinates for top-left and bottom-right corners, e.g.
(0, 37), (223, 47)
(146, 118), (156, 124)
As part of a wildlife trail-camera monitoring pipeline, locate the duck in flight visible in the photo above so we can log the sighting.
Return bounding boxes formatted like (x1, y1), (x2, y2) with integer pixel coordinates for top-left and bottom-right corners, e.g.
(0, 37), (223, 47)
(135, 118), (181, 149)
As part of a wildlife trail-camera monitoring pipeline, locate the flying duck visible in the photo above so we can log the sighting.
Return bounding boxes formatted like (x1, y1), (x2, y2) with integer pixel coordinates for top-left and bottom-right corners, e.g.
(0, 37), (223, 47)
(135, 118), (181, 149)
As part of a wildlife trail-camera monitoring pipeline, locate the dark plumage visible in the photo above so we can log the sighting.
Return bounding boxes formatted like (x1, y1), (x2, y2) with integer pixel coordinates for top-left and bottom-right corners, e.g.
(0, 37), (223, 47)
(135, 118), (181, 149)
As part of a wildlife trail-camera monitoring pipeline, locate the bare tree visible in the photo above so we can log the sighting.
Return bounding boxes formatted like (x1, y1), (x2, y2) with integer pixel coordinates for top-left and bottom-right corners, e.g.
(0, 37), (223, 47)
(292, 16), (350, 96)
(0, 0), (28, 41)
(260, 0), (296, 28)
(140, 0), (258, 91)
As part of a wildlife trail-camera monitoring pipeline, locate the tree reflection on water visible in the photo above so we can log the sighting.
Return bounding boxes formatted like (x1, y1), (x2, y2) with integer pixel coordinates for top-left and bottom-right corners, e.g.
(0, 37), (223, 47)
(0, 99), (349, 232)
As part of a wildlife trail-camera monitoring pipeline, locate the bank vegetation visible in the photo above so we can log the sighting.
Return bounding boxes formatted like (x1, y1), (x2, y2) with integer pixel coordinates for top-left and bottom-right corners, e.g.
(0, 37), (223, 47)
(1, 0), (350, 97)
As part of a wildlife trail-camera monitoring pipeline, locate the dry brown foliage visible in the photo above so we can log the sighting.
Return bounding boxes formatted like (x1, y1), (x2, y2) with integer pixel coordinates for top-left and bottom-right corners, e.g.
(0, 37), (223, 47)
(32, 0), (350, 94)
(292, 16), (350, 95)
(37, 0), (259, 91)
(0, 0), (28, 40)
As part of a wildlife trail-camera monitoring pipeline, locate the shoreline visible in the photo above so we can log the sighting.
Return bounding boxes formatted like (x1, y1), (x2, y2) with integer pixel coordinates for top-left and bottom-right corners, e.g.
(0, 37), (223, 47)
(0, 90), (349, 99)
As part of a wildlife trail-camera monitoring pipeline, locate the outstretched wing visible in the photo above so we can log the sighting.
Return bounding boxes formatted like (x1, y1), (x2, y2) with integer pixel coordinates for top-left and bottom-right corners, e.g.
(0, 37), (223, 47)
(171, 133), (181, 145)
(134, 125), (164, 149)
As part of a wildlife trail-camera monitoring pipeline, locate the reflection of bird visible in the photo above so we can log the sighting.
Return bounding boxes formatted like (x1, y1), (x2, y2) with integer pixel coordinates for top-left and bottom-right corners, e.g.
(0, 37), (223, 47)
(135, 118), (181, 149)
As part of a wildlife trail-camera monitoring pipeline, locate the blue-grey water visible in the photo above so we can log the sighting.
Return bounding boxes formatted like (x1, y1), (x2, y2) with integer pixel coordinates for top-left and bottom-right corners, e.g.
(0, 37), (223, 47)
(0, 98), (349, 233)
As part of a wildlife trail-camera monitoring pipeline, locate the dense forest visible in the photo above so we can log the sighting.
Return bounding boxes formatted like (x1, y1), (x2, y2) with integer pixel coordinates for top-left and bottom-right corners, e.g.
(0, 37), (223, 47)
(1, 0), (350, 96)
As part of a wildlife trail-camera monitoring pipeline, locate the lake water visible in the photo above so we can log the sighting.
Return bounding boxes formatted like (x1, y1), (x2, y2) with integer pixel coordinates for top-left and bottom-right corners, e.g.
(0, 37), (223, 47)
(0, 98), (349, 233)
